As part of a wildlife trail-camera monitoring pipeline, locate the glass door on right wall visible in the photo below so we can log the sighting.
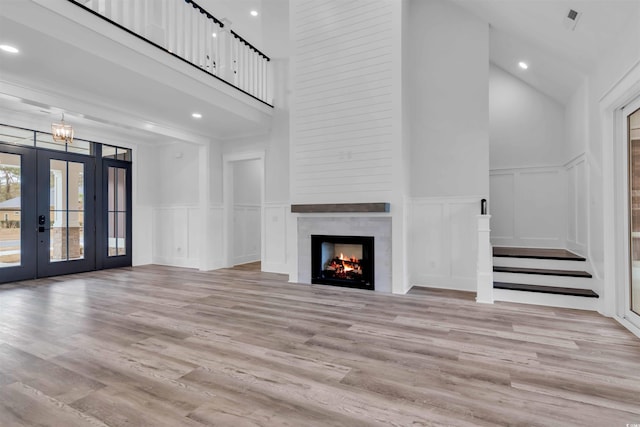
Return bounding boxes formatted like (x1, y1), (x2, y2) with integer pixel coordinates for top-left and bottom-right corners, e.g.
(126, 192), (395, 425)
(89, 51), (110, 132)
(628, 104), (640, 319)
(100, 157), (132, 269)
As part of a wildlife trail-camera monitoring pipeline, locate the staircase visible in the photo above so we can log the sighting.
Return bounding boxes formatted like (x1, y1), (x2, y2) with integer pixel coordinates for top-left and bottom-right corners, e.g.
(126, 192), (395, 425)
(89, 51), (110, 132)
(492, 247), (599, 310)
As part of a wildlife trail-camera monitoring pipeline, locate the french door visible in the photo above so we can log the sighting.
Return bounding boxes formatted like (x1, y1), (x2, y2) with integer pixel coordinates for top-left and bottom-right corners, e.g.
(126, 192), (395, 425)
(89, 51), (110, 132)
(36, 150), (96, 277)
(0, 136), (131, 284)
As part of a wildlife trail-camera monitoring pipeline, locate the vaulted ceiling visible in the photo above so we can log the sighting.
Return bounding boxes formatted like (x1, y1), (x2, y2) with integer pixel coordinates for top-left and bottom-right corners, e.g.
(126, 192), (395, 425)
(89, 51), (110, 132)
(452, 0), (640, 103)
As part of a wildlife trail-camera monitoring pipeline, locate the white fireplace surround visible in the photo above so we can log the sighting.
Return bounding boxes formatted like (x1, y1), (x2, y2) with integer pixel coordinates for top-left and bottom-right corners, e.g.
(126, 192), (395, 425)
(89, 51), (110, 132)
(297, 216), (392, 293)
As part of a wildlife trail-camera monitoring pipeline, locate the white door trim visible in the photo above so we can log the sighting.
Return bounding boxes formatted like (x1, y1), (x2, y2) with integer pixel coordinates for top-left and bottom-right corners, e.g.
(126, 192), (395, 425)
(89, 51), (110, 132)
(601, 58), (640, 338)
(623, 96), (640, 330)
(222, 151), (265, 268)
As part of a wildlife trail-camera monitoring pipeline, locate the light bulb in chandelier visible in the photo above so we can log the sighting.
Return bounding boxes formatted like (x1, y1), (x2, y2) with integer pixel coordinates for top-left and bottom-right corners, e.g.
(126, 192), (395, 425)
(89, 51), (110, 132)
(51, 113), (74, 144)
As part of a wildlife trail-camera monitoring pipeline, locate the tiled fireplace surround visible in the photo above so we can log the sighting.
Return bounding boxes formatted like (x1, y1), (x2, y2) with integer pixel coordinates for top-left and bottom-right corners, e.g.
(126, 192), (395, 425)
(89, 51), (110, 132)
(297, 216), (392, 293)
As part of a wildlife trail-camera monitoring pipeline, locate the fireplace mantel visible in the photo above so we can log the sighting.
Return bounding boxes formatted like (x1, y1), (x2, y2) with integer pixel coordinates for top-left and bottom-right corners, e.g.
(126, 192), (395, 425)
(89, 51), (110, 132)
(291, 203), (390, 213)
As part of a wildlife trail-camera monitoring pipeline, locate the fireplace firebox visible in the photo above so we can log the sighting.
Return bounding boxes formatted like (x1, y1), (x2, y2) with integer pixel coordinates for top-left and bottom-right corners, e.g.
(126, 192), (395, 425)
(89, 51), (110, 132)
(311, 235), (374, 290)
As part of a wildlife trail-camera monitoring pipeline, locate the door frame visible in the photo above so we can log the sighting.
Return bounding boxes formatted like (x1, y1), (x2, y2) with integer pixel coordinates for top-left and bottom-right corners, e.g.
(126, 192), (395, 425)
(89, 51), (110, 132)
(222, 150), (265, 268)
(623, 96), (640, 329)
(602, 58), (640, 337)
(36, 148), (96, 278)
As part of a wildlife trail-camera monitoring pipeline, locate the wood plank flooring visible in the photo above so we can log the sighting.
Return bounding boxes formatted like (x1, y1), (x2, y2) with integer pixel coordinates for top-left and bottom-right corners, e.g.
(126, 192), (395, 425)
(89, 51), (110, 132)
(0, 265), (639, 426)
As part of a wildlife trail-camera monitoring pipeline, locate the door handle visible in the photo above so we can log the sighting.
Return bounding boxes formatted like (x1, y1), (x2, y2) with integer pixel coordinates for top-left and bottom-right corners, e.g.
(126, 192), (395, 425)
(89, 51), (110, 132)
(38, 215), (46, 232)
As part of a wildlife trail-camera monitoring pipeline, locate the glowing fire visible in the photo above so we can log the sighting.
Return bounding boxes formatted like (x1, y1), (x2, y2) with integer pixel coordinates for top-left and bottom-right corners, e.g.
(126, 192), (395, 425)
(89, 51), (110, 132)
(325, 251), (362, 279)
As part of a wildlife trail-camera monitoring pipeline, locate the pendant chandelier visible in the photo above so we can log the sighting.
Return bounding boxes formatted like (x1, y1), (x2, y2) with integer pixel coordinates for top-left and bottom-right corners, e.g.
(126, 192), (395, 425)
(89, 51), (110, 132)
(51, 113), (74, 144)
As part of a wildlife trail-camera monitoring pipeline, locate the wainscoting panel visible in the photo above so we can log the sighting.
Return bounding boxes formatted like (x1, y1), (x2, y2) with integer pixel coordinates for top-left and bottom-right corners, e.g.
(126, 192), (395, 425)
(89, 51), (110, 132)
(490, 167), (566, 248)
(263, 203), (288, 274)
(152, 206), (199, 268)
(208, 206), (224, 268)
(409, 197), (479, 291)
(152, 205), (226, 269)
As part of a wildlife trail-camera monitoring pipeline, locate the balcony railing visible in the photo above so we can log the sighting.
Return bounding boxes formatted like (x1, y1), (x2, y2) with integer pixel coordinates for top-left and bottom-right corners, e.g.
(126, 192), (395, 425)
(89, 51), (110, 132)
(70, 0), (273, 106)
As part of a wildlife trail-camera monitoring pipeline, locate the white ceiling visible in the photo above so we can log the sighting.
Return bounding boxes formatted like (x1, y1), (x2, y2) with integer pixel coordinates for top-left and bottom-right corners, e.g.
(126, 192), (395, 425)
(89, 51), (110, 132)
(452, 0), (640, 104)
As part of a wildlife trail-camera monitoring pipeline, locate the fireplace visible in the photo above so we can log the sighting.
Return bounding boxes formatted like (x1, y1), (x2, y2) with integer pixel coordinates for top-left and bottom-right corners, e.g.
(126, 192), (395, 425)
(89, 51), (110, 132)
(311, 235), (374, 290)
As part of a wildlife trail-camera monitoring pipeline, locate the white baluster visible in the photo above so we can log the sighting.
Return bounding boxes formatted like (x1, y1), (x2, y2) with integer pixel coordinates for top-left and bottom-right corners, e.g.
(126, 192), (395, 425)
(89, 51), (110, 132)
(191, 6), (199, 66)
(243, 44), (249, 91)
(250, 49), (255, 96)
(100, 0), (110, 19)
(217, 19), (234, 83)
(135, 1), (145, 37)
(253, 52), (258, 96)
(176, 0), (184, 57)
(121, 0), (132, 31)
(204, 19), (212, 72)
(111, 0), (121, 25)
(144, 0), (164, 46)
(261, 57), (266, 101)
(167, 0), (175, 53)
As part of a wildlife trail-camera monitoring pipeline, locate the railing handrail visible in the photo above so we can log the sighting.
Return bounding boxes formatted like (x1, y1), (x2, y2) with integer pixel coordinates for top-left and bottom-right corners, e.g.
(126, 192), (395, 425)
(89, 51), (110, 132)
(184, 0), (224, 27)
(230, 30), (270, 62)
(67, 0), (274, 108)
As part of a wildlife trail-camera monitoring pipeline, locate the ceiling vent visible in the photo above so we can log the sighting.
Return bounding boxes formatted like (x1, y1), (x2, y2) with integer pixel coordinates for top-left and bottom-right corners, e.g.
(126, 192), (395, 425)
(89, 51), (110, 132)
(563, 9), (581, 31)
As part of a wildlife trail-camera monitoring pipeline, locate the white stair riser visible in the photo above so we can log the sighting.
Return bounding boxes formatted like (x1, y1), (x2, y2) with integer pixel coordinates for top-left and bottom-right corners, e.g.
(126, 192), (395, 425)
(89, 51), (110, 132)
(493, 272), (593, 289)
(494, 289), (598, 311)
(493, 257), (587, 271)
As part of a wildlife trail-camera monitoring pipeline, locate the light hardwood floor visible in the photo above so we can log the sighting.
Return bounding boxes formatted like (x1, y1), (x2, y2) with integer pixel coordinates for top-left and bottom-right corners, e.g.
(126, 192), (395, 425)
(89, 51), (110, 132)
(0, 265), (639, 426)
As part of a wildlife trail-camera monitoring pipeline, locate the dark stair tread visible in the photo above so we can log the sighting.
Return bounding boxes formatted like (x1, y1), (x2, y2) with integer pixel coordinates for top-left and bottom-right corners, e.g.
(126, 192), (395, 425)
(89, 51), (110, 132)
(493, 266), (592, 278)
(493, 247), (585, 261)
(493, 282), (599, 298)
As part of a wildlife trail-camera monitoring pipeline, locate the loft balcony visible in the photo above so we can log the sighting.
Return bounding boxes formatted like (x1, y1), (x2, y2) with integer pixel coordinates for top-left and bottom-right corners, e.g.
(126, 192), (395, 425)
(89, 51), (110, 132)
(70, 0), (273, 106)
(0, 0), (274, 142)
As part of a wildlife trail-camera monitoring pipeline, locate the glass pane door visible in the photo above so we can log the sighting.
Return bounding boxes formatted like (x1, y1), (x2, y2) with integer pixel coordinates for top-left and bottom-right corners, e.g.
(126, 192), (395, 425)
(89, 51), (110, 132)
(0, 152), (22, 267)
(100, 158), (132, 269)
(37, 150), (95, 278)
(629, 106), (640, 315)
(0, 145), (36, 283)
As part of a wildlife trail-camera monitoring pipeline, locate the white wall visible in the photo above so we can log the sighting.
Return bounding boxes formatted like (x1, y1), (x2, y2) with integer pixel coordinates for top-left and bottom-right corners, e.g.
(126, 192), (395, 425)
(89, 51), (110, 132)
(408, 0), (489, 199)
(489, 64), (569, 249)
(490, 167), (566, 249)
(132, 144), (155, 266)
(405, 0), (489, 291)
(565, 80), (588, 163)
(290, 0), (397, 204)
(152, 141), (200, 205)
(490, 64), (565, 169)
(149, 141), (204, 268)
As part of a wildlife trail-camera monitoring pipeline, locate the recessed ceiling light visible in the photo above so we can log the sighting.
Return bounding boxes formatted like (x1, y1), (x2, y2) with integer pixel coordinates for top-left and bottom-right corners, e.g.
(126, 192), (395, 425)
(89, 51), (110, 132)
(0, 44), (19, 54)
(250, 10), (258, 17)
(192, 113), (202, 119)
(212, 32), (217, 38)
(518, 61), (528, 70)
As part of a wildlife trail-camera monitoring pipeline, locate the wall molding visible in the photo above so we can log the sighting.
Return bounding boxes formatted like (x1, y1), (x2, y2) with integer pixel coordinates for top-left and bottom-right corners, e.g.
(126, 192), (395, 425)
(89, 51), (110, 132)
(490, 166), (566, 249)
(262, 202), (289, 274)
(408, 196), (480, 292)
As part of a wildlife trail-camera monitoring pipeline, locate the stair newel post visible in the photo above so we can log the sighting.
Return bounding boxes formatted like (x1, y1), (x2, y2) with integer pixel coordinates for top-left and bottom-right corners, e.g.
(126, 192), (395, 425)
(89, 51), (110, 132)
(218, 18), (235, 84)
(477, 207), (494, 304)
